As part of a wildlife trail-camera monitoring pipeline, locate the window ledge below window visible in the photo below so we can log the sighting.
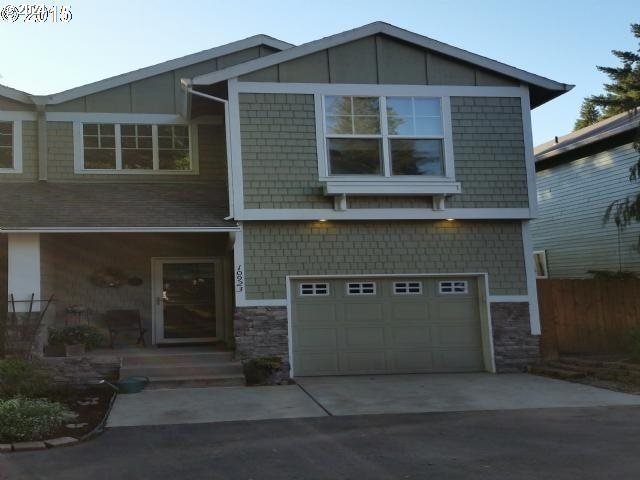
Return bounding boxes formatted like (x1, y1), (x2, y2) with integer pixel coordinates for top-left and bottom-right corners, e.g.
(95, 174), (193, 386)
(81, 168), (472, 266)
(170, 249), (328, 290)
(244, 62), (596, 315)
(322, 178), (461, 196)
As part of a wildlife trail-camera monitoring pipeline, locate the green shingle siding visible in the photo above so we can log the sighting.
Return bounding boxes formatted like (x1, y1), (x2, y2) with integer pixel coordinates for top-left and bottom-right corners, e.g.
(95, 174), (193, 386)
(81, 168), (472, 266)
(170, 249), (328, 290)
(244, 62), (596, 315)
(242, 220), (527, 298)
(240, 94), (528, 209)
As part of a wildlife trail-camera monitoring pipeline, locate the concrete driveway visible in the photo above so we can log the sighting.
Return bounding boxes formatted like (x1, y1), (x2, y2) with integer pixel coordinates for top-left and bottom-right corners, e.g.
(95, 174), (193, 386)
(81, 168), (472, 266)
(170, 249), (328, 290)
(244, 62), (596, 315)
(107, 373), (640, 427)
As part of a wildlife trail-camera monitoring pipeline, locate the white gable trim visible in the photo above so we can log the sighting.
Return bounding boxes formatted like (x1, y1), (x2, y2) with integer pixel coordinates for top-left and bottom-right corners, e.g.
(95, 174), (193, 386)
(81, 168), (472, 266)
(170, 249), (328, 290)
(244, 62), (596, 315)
(192, 22), (572, 93)
(45, 35), (293, 105)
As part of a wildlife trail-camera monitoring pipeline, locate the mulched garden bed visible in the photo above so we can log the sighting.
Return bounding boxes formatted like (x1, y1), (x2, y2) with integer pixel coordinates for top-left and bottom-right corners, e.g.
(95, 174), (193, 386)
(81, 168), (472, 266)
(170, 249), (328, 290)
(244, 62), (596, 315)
(46, 384), (115, 439)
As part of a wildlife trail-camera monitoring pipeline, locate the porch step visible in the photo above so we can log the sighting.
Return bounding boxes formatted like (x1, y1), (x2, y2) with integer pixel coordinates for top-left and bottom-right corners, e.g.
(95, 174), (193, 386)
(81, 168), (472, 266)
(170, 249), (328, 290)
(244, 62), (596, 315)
(145, 374), (246, 389)
(120, 362), (243, 378)
(122, 351), (235, 366)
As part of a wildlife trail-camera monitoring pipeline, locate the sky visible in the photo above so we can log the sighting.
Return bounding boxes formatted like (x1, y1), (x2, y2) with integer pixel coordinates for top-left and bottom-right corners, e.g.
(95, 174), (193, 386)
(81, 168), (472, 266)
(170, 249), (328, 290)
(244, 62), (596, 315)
(0, 0), (637, 144)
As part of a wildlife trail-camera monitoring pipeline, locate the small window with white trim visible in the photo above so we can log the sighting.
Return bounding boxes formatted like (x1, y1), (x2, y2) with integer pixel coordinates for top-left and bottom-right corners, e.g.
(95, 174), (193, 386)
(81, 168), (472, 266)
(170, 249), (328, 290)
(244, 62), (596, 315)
(346, 282), (376, 295)
(299, 283), (329, 296)
(393, 281), (422, 295)
(439, 280), (468, 294)
(0, 120), (22, 173)
(534, 250), (549, 279)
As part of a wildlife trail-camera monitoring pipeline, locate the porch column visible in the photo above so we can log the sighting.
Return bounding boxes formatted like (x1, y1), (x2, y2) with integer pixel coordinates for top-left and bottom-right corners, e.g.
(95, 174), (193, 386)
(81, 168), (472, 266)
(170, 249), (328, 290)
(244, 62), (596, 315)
(7, 233), (41, 312)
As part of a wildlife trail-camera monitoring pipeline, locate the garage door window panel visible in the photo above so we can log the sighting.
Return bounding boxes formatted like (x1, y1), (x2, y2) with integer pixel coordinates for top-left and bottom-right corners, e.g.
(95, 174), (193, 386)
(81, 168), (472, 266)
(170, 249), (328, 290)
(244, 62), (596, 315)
(439, 281), (469, 295)
(346, 282), (376, 295)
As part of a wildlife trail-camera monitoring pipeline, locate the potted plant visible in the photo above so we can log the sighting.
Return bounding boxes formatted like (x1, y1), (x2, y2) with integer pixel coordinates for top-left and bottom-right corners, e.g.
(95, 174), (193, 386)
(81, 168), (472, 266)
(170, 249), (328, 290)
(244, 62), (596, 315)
(48, 325), (106, 357)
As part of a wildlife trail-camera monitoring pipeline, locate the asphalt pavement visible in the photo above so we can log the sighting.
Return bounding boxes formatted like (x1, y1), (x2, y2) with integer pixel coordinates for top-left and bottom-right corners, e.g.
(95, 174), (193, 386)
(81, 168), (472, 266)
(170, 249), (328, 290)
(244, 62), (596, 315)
(3, 405), (640, 479)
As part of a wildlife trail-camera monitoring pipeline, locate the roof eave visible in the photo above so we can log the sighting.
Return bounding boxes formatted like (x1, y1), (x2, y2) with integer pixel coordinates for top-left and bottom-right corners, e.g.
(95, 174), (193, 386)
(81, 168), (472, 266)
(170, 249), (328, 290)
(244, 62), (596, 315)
(192, 21), (573, 98)
(0, 84), (34, 105)
(535, 119), (640, 162)
(44, 35), (293, 106)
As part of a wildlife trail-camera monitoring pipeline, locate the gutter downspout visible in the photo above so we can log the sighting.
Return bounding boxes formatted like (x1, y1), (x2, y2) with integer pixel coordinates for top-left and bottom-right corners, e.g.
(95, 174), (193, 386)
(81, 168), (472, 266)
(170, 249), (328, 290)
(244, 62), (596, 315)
(181, 79), (235, 221)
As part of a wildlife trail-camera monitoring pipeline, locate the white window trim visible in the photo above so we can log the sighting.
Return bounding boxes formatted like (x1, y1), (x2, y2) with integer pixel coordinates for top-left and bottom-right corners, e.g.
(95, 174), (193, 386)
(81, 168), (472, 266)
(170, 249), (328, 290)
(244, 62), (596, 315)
(316, 93), (458, 196)
(0, 120), (23, 174)
(439, 280), (469, 294)
(393, 281), (423, 295)
(72, 120), (199, 175)
(345, 281), (377, 296)
(299, 282), (330, 296)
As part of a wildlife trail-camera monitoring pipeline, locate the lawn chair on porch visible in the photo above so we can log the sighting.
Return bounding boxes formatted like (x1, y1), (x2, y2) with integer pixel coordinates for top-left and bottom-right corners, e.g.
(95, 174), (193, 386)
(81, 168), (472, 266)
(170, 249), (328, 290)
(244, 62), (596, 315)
(105, 310), (147, 348)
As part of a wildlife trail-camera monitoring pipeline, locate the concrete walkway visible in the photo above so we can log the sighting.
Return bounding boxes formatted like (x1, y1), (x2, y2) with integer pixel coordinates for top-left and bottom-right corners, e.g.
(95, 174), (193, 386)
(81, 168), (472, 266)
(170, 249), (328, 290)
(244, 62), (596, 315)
(297, 373), (640, 415)
(107, 385), (327, 427)
(107, 373), (640, 427)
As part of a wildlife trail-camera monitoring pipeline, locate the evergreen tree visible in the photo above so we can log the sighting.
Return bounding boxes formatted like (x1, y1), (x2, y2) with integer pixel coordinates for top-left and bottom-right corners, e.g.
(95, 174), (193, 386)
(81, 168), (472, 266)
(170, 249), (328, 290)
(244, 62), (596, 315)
(574, 99), (602, 130)
(596, 23), (640, 249)
(589, 23), (640, 117)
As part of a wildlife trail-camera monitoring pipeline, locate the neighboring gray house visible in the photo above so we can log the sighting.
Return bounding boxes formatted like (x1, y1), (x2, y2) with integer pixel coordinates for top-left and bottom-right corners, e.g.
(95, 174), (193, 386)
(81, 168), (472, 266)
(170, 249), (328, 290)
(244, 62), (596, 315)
(532, 110), (640, 278)
(0, 22), (572, 376)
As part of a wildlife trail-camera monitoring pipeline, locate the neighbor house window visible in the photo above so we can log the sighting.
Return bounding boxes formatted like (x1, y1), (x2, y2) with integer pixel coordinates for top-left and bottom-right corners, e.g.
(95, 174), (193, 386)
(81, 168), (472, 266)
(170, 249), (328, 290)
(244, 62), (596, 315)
(0, 120), (22, 173)
(81, 123), (193, 172)
(324, 95), (445, 177)
(0, 121), (14, 169)
(533, 250), (549, 279)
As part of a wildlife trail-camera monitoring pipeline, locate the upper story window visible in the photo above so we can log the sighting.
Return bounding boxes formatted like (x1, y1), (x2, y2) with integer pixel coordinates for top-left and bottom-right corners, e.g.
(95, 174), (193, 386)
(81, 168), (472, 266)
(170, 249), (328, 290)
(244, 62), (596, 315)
(324, 95), (445, 177)
(319, 94), (459, 197)
(79, 122), (194, 173)
(0, 120), (22, 173)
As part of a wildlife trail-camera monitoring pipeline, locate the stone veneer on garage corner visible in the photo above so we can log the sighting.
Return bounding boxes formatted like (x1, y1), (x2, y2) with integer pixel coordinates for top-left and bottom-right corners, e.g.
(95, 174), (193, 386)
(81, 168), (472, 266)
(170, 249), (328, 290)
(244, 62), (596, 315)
(234, 303), (540, 376)
(490, 302), (540, 372)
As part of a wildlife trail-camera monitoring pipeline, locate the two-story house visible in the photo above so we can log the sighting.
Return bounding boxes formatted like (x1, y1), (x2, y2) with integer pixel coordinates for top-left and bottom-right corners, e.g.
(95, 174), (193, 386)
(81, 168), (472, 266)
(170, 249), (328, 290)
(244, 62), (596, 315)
(0, 22), (571, 376)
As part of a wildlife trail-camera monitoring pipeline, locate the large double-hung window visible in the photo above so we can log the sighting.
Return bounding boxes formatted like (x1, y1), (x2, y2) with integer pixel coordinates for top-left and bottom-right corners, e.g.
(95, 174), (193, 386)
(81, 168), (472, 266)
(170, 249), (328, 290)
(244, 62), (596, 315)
(320, 94), (458, 197)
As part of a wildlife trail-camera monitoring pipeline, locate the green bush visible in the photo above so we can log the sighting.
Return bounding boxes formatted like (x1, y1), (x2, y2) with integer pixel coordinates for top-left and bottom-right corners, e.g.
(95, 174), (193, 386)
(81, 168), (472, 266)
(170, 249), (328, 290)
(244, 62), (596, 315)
(0, 397), (75, 442)
(628, 327), (640, 361)
(48, 325), (106, 350)
(243, 356), (284, 386)
(0, 358), (53, 399)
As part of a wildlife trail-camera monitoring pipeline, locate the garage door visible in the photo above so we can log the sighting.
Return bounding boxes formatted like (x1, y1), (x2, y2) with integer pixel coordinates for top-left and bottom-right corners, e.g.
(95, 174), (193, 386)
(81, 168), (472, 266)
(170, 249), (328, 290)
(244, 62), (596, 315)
(291, 277), (485, 376)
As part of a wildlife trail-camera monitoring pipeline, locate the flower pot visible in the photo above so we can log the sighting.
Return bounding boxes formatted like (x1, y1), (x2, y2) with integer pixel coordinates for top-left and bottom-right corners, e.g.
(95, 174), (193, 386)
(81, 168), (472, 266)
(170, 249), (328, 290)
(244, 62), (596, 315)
(65, 343), (85, 357)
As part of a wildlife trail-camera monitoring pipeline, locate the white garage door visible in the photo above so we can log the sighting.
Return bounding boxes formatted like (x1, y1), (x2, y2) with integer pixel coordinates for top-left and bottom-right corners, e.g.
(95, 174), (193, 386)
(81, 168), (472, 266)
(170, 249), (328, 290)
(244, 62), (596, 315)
(291, 277), (486, 376)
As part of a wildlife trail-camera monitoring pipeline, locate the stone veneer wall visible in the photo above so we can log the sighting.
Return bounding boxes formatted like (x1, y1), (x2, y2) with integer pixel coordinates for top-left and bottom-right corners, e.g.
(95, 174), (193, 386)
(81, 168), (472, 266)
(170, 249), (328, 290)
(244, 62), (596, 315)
(491, 302), (540, 372)
(234, 306), (289, 364)
(234, 302), (540, 376)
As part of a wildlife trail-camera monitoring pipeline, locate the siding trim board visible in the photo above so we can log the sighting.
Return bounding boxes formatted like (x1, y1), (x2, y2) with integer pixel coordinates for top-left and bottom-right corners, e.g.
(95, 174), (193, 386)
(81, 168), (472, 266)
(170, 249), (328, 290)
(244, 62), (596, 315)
(236, 208), (532, 220)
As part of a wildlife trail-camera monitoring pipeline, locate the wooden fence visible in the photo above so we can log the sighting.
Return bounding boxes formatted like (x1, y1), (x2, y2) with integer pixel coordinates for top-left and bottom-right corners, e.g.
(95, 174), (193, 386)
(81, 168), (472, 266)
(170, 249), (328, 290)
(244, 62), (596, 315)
(537, 279), (640, 358)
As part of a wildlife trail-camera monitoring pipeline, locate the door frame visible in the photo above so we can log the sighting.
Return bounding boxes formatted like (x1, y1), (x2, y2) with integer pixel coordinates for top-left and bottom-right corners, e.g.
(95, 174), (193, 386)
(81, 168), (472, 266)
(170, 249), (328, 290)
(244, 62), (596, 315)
(151, 257), (224, 345)
(286, 273), (495, 378)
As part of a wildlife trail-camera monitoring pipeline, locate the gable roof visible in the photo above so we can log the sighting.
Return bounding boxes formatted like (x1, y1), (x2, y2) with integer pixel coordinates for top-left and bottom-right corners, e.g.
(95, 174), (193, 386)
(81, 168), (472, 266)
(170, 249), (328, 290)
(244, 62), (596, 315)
(11, 34), (292, 106)
(0, 84), (33, 105)
(535, 109), (640, 162)
(192, 22), (573, 107)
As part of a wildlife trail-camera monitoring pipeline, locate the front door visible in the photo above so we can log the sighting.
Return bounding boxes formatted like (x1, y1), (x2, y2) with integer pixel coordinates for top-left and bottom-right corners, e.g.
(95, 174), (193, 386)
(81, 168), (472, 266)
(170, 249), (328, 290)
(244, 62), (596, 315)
(152, 258), (223, 344)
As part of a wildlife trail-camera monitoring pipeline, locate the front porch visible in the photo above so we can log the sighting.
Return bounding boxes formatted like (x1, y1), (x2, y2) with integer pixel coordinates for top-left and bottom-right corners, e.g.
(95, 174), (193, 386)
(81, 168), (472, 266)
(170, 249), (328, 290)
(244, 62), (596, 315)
(2, 232), (236, 355)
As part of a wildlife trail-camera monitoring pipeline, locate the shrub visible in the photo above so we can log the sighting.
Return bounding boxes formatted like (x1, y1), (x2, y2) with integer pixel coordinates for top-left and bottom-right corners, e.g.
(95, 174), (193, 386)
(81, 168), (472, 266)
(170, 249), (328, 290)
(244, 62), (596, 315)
(628, 327), (640, 362)
(243, 356), (284, 386)
(48, 325), (106, 350)
(0, 358), (53, 399)
(0, 397), (75, 442)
